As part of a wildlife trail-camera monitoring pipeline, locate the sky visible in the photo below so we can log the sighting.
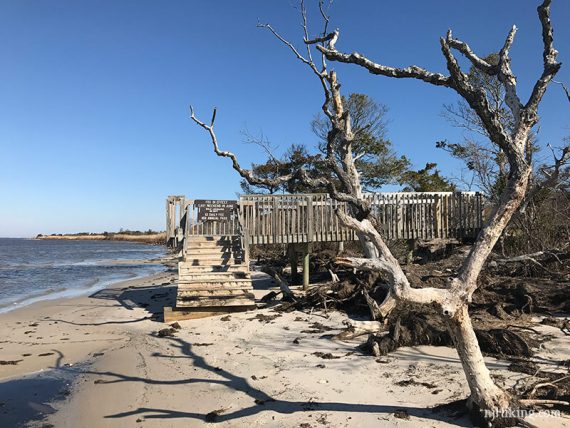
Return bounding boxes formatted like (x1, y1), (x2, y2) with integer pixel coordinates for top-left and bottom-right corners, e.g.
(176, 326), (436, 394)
(0, 0), (568, 238)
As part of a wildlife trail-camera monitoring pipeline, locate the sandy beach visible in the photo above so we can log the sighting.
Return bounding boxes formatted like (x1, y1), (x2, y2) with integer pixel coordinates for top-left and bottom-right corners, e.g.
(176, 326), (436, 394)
(0, 269), (568, 428)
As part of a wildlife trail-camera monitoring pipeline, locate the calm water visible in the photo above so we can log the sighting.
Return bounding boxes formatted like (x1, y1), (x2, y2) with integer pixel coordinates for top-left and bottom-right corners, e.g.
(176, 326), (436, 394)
(0, 238), (166, 313)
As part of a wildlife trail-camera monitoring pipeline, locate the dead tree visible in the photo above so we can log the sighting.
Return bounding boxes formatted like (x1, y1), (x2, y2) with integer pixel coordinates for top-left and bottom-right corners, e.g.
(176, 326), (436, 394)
(313, 0), (562, 421)
(190, 0), (563, 425)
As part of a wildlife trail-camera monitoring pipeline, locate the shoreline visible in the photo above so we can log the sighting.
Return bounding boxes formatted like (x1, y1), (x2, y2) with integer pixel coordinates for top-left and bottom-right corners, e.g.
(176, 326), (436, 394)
(0, 268), (177, 427)
(0, 269), (568, 427)
(0, 261), (168, 315)
(35, 233), (166, 245)
(0, 268), (176, 381)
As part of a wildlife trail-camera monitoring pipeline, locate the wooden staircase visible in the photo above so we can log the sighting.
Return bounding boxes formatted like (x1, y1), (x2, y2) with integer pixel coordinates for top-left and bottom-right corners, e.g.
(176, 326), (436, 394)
(165, 235), (256, 321)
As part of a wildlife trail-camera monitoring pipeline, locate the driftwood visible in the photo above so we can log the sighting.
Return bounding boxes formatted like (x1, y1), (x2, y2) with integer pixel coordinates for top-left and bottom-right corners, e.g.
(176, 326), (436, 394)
(335, 319), (385, 340)
(260, 267), (295, 300)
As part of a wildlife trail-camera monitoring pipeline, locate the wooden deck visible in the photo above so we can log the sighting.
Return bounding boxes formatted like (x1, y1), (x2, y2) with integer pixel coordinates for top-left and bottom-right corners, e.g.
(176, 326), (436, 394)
(165, 192), (484, 319)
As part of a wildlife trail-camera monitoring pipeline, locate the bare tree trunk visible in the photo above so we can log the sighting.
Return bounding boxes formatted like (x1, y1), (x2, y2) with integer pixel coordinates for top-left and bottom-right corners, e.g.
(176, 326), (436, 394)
(448, 306), (511, 413)
(356, 231), (379, 258)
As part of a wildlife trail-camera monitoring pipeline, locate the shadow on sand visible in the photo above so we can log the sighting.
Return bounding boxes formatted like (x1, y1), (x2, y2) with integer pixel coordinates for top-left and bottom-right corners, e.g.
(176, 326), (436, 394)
(67, 336), (470, 426)
(89, 282), (177, 319)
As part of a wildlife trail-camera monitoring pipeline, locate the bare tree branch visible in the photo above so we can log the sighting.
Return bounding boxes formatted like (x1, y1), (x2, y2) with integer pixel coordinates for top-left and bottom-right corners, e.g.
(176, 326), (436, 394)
(317, 36), (452, 87)
(553, 80), (570, 102)
(525, 0), (562, 114)
(446, 29), (494, 73)
(497, 25), (524, 125)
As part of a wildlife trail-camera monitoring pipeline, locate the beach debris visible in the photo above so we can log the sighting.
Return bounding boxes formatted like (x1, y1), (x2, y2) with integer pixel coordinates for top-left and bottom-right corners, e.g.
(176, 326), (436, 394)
(170, 322), (182, 330)
(38, 352), (54, 357)
(293, 337), (301, 344)
(301, 322), (334, 334)
(220, 315), (231, 321)
(313, 352), (340, 360)
(250, 375), (267, 381)
(541, 316), (570, 335)
(157, 328), (176, 337)
(249, 313), (281, 323)
(193, 343), (213, 346)
(0, 360), (22, 365)
(260, 291), (279, 303)
(316, 363), (326, 368)
(395, 379), (437, 389)
(393, 409), (410, 420)
(204, 407), (228, 423)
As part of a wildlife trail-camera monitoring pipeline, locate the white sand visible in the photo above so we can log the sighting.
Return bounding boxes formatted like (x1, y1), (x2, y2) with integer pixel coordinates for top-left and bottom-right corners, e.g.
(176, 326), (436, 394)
(0, 271), (568, 428)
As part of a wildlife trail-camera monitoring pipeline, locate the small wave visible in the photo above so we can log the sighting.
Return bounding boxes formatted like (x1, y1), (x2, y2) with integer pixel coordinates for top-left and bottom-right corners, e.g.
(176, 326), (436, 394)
(0, 265), (165, 314)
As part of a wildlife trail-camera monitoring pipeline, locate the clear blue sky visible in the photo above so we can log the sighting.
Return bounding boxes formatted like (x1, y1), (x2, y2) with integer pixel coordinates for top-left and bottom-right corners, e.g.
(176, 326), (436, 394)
(0, 1), (568, 237)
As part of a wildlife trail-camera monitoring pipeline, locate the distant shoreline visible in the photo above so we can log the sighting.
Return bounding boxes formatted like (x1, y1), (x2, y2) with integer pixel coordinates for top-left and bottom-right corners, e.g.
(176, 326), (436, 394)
(36, 232), (166, 245)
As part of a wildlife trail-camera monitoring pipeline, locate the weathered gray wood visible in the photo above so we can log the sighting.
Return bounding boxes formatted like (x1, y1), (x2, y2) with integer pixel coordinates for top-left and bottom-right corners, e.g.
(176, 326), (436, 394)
(176, 295), (256, 307)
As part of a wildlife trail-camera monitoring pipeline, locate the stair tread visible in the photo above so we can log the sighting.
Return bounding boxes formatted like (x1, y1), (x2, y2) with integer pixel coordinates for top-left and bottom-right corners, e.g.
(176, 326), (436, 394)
(176, 234), (253, 310)
(176, 296), (256, 308)
(179, 277), (252, 282)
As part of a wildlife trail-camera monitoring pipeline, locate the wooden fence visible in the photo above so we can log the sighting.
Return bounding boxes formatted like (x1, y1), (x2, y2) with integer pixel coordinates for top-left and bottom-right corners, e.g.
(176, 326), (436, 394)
(240, 192), (483, 244)
(170, 192), (484, 247)
(366, 192), (484, 241)
(240, 194), (354, 244)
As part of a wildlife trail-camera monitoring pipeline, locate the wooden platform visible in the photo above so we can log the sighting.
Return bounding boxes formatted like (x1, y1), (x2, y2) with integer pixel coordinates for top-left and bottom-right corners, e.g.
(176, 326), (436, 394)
(164, 192), (485, 322)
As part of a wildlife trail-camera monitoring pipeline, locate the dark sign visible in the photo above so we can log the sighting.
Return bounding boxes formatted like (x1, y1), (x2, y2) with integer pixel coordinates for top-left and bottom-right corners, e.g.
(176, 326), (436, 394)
(195, 200), (237, 222)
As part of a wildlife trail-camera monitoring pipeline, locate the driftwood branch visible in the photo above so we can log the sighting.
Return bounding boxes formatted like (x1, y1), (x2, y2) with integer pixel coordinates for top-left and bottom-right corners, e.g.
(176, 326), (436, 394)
(335, 319), (385, 340)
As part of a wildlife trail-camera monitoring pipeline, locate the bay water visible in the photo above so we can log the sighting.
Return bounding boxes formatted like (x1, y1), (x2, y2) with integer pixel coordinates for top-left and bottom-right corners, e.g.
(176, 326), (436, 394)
(0, 238), (166, 313)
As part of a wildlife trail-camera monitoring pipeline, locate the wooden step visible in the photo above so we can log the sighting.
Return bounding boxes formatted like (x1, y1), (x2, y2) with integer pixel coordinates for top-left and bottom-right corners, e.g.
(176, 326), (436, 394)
(177, 289), (253, 298)
(186, 236), (239, 244)
(177, 282), (253, 291)
(176, 295), (256, 308)
(178, 279), (253, 290)
(184, 243), (239, 251)
(183, 252), (240, 261)
(184, 247), (239, 256)
(178, 272), (250, 281)
(164, 306), (256, 322)
(183, 257), (241, 266)
(178, 264), (249, 273)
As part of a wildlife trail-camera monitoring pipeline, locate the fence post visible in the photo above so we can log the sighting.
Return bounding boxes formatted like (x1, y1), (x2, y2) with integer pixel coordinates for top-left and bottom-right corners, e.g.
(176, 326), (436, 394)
(306, 195), (314, 242)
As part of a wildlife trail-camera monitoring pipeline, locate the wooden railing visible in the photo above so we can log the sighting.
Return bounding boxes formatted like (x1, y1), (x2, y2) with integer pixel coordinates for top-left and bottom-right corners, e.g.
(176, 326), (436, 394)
(239, 192), (484, 244)
(240, 194), (354, 244)
(169, 192), (484, 247)
(366, 192), (484, 240)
